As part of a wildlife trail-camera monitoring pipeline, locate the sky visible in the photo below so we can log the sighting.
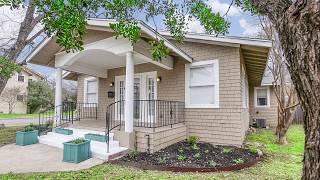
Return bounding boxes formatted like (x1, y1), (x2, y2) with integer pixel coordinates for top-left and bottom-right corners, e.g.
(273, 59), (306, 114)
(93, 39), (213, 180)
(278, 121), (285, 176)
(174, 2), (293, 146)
(0, 0), (262, 77)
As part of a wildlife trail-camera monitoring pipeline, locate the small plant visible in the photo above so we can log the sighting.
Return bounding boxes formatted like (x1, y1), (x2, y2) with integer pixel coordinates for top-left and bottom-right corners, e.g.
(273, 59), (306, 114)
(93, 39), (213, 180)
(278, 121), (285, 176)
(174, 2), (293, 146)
(193, 152), (201, 159)
(233, 158), (244, 164)
(187, 135), (199, 146)
(204, 149), (209, 153)
(70, 138), (86, 144)
(222, 147), (233, 154)
(23, 125), (34, 132)
(247, 145), (258, 154)
(157, 157), (167, 164)
(191, 144), (200, 150)
(128, 150), (139, 160)
(178, 148), (184, 154)
(208, 160), (217, 167)
(177, 154), (187, 161)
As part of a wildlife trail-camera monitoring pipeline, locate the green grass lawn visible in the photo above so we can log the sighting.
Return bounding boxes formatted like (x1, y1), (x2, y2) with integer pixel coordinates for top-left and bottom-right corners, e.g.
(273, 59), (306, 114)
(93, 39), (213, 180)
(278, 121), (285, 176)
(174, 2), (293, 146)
(0, 113), (38, 119)
(0, 126), (24, 147)
(0, 125), (304, 180)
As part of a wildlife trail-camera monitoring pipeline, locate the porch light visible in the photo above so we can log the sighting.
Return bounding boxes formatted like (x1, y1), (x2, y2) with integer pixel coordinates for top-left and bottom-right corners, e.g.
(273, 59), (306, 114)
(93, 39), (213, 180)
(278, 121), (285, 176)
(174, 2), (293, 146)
(156, 76), (162, 82)
(109, 82), (114, 87)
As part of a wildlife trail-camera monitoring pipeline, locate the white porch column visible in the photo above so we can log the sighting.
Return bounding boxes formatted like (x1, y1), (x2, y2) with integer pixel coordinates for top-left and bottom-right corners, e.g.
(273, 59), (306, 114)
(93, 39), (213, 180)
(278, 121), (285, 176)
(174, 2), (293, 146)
(55, 68), (63, 123)
(124, 51), (134, 133)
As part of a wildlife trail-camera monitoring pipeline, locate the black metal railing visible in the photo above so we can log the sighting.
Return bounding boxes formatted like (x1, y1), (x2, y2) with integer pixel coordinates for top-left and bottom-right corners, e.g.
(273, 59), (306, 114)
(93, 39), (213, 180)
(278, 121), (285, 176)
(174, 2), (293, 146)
(37, 102), (98, 135)
(133, 100), (185, 128)
(105, 100), (185, 152)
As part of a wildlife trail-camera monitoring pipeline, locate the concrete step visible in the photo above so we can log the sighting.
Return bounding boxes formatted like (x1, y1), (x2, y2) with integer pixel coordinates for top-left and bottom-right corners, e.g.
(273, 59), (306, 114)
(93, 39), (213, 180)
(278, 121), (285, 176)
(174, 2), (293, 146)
(48, 128), (114, 141)
(38, 128), (126, 161)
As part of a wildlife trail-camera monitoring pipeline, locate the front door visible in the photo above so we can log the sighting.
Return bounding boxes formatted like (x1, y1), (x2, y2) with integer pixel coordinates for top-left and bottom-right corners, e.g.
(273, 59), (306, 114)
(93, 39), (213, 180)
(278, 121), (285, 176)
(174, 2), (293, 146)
(115, 72), (157, 122)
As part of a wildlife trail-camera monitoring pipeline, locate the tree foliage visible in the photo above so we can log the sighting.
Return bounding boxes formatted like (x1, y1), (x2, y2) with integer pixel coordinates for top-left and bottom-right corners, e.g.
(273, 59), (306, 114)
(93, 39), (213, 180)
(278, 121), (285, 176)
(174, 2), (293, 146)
(0, 57), (21, 80)
(27, 80), (54, 113)
(1, 0), (231, 61)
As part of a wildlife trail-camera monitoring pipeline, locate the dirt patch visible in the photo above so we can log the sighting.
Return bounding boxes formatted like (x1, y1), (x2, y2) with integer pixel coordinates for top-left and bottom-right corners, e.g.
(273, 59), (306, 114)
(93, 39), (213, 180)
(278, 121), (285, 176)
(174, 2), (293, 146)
(113, 141), (259, 171)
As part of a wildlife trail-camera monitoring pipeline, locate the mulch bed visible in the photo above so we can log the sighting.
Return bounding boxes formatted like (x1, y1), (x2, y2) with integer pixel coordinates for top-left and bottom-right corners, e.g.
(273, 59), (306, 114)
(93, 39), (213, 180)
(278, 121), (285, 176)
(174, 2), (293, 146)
(112, 141), (260, 172)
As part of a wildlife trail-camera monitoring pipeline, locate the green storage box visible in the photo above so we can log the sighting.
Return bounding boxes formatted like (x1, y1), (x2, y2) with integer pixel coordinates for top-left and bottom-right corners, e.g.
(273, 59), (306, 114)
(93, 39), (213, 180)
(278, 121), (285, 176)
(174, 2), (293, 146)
(16, 130), (38, 146)
(63, 140), (91, 163)
(55, 128), (73, 135)
(84, 133), (108, 142)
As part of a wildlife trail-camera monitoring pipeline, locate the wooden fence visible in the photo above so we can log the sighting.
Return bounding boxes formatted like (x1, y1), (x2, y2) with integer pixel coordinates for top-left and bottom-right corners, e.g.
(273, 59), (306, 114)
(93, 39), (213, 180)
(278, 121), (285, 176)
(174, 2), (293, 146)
(292, 105), (303, 124)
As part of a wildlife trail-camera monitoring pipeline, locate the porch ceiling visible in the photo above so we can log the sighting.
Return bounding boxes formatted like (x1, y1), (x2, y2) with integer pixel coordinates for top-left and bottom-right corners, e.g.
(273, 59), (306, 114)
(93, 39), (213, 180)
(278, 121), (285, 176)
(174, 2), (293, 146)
(241, 45), (270, 86)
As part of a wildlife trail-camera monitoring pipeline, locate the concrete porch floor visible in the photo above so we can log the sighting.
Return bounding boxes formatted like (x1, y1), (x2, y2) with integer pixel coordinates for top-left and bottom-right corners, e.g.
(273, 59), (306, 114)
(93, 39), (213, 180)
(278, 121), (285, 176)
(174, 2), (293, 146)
(70, 118), (106, 131)
(0, 144), (104, 174)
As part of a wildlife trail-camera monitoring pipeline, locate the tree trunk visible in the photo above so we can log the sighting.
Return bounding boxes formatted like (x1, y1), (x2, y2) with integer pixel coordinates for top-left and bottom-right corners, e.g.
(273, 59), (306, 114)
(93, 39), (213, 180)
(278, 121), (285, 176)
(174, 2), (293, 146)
(275, 2), (320, 179)
(251, 0), (320, 179)
(0, 77), (8, 96)
(0, 1), (42, 95)
(8, 103), (13, 114)
(278, 133), (288, 145)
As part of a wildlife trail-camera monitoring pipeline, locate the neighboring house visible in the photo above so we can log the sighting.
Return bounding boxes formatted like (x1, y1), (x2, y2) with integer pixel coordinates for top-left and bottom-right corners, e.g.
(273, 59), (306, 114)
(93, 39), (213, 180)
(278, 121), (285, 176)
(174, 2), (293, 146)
(0, 67), (44, 114)
(27, 19), (272, 154)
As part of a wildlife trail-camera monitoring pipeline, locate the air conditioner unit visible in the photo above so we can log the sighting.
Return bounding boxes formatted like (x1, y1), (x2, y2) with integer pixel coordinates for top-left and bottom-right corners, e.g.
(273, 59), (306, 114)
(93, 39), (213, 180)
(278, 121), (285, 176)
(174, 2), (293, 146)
(256, 119), (266, 128)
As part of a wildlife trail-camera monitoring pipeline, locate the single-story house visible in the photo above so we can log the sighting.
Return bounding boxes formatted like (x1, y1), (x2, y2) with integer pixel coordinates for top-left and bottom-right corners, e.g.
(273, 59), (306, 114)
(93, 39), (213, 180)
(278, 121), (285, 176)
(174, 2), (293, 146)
(27, 19), (276, 156)
(0, 67), (44, 114)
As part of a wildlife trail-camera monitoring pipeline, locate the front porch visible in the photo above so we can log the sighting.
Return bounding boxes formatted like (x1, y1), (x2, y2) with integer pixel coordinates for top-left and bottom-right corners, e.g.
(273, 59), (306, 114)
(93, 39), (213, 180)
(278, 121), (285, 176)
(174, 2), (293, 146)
(53, 33), (188, 133)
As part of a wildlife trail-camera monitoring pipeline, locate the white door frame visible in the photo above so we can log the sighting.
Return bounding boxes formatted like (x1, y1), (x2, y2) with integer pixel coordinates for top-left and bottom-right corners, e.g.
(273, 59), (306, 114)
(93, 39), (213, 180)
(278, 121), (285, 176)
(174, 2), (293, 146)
(114, 71), (157, 123)
(115, 71), (157, 101)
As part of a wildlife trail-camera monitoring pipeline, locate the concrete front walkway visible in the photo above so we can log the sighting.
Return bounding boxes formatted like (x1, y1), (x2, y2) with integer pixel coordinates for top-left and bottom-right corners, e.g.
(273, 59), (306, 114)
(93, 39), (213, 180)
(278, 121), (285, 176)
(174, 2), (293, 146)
(0, 144), (104, 174)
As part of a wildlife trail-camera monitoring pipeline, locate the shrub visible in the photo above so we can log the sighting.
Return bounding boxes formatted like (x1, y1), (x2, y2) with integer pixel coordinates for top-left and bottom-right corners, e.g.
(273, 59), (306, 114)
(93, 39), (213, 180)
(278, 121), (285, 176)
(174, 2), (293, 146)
(178, 148), (184, 153)
(222, 147), (233, 154)
(23, 125), (34, 132)
(128, 150), (139, 160)
(157, 157), (167, 164)
(187, 135), (199, 146)
(233, 158), (244, 164)
(177, 154), (187, 161)
(70, 138), (86, 144)
(191, 144), (200, 150)
(193, 152), (201, 159)
(208, 160), (217, 167)
(247, 145), (258, 154)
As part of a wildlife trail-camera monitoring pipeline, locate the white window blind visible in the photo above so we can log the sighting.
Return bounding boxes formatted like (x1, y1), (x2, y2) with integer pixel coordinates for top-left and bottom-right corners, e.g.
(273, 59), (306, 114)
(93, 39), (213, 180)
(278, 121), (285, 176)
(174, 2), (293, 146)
(87, 80), (97, 103)
(186, 60), (219, 108)
(190, 64), (215, 105)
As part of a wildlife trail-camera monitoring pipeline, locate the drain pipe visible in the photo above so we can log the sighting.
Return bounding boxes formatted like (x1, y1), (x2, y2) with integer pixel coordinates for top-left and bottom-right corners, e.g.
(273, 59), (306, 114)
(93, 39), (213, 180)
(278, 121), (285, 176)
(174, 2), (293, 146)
(145, 134), (150, 153)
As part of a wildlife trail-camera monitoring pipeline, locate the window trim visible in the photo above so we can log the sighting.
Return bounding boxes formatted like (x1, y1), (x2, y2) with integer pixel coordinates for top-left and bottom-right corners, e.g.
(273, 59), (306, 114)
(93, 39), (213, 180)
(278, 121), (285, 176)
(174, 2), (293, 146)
(254, 86), (270, 108)
(185, 60), (219, 109)
(17, 95), (24, 102)
(83, 77), (98, 104)
(17, 73), (25, 82)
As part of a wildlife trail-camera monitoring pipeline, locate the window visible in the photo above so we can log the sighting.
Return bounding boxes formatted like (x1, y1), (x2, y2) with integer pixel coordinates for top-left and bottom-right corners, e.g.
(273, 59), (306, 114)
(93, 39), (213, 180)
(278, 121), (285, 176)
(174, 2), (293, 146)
(254, 87), (270, 107)
(185, 60), (219, 108)
(17, 95), (24, 102)
(18, 73), (24, 82)
(84, 77), (98, 104)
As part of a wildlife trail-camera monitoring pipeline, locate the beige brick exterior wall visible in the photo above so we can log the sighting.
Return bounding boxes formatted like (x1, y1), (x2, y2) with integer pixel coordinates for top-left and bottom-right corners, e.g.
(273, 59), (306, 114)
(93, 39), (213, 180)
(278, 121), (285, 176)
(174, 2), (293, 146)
(178, 42), (245, 146)
(76, 40), (254, 147)
(135, 124), (187, 153)
(249, 85), (278, 127)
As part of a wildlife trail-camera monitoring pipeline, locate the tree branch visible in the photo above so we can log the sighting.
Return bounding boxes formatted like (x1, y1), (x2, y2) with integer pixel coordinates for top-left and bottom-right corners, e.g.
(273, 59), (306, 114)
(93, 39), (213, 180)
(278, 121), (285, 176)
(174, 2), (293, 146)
(25, 29), (45, 45)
